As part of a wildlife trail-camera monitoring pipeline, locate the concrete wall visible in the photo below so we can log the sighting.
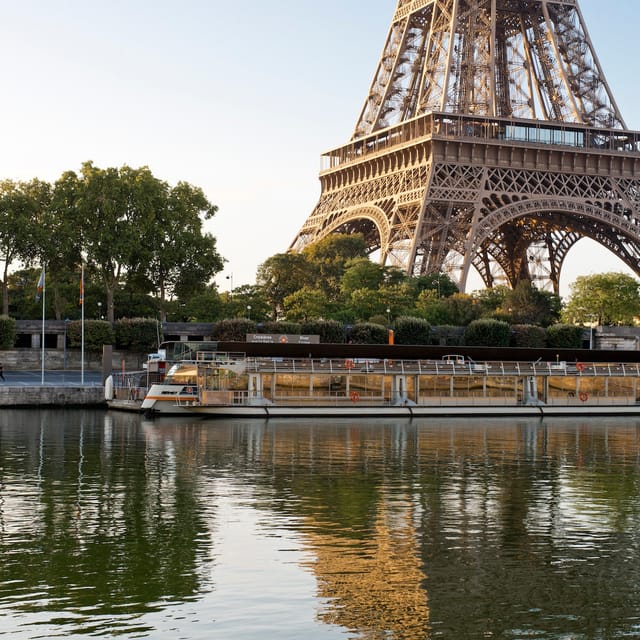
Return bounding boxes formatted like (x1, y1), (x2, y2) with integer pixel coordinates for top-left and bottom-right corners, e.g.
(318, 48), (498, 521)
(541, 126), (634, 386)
(0, 349), (144, 371)
(0, 386), (106, 407)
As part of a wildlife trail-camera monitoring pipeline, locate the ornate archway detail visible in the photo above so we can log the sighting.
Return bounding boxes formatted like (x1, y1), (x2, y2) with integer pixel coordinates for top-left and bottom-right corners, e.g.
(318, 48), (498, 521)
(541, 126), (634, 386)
(317, 205), (391, 254)
(474, 198), (640, 249)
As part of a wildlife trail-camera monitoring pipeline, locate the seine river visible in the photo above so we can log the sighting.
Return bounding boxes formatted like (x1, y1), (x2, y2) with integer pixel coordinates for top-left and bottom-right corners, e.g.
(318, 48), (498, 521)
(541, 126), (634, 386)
(2, 409), (640, 639)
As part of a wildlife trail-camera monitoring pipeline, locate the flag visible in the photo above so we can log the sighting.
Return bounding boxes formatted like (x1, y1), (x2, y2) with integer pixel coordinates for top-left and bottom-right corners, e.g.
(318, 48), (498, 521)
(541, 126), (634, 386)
(79, 270), (84, 306)
(35, 269), (44, 302)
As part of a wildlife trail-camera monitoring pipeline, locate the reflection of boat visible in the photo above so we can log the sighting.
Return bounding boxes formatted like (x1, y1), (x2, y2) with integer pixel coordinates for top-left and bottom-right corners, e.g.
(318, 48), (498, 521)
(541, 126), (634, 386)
(135, 353), (640, 418)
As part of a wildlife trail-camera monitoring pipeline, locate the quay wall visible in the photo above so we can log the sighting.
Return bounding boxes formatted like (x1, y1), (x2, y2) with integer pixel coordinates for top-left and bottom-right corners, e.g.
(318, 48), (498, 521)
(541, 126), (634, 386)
(0, 386), (106, 407)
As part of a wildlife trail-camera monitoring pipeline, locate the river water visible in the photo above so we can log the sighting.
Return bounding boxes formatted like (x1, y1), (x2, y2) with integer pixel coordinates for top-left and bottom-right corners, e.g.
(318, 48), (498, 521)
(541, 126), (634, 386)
(1, 409), (640, 639)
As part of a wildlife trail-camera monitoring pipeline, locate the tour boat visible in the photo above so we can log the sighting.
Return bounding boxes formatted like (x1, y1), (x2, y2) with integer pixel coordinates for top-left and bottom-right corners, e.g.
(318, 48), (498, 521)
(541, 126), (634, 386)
(113, 351), (640, 418)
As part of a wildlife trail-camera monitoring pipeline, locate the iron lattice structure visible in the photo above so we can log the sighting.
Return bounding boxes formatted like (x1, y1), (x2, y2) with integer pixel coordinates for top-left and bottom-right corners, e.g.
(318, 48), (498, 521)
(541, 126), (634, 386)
(290, 0), (640, 293)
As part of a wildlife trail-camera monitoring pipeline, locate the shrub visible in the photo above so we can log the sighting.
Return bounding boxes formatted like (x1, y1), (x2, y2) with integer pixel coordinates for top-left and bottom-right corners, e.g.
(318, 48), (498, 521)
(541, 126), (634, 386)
(510, 324), (547, 348)
(213, 318), (257, 341)
(260, 321), (302, 335)
(67, 320), (115, 352)
(464, 319), (510, 347)
(115, 318), (162, 352)
(301, 319), (345, 343)
(348, 322), (388, 344)
(546, 323), (584, 349)
(393, 316), (431, 345)
(430, 325), (465, 346)
(0, 315), (16, 349)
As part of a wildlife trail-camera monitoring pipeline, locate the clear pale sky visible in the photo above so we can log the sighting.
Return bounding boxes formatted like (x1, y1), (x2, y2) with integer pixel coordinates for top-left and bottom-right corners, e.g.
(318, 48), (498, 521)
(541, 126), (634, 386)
(0, 0), (637, 299)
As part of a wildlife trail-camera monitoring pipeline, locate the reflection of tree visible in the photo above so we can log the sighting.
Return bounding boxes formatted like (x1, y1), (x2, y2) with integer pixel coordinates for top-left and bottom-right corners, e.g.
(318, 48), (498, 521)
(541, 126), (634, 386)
(0, 410), (211, 631)
(303, 489), (429, 639)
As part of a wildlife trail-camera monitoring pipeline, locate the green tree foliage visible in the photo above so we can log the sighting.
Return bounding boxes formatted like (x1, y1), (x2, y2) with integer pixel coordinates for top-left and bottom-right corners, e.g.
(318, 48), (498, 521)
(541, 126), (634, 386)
(145, 181), (223, 319)
(393, 316), (431, 345)
(464, 319), (511, 346)
(443, 293), (482, 326)
(257, 253), (313, 320)
(0, 315), (16, 348)
(510, 324), (547, 348)
(283, 287), (332, 322)
(67, 320), (115, 352)
(115, 318), (161, 352)
(213, 318), (256, 341)
(546, 323), (584, 349)
(301, 319), (345, 343)
(562, 272), (640, 325)
(348, 322), (388, 344)
(302, 234), (368, 298)
(260, 321), (302, 335)
(340, 258), (387, 295)
(500, 281), (561, 327)
(0, 179), (51, 315)
(411, 273), (459, 298)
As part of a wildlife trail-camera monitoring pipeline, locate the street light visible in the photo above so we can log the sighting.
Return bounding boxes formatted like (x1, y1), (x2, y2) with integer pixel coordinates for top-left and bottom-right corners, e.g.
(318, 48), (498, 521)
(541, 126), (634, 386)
(386, 307), (391, 325)
(63, 318), (69, 370)
(97, 301), (103, 319)
(247, 304), (252, 320)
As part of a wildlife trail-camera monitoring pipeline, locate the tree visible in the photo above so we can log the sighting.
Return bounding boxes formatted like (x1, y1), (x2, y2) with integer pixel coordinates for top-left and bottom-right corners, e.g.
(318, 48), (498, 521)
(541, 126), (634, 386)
(256, 253), (312, 319)
(302, 234), (368, 297)
(0, 179), (51, 315)
(500, 281), (561, 327)
(145, 181), (223, 320)
(562, 272), (640, 325)
(68, 162), (163, 322)
(411, 272), (459, 298)
(283, 287), (332, 322)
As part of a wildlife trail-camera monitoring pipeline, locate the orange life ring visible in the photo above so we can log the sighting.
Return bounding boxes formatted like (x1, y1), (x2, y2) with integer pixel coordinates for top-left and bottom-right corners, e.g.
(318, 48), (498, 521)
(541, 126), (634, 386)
(345, 359), (355, 369)
(576, 362), (584, 372)
(185, 386), (194, 394)
(579, 391), (589, 402)
(350, 391), (360, 402)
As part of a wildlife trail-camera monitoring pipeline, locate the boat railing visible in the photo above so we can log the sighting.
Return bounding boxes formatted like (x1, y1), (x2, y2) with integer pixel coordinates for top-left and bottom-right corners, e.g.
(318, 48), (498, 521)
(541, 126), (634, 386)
(237, 357), (640, 377)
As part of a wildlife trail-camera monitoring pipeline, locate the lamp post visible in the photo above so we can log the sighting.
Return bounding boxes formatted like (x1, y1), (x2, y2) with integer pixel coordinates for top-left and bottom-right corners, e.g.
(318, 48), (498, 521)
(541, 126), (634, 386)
(63, 319), (69, 370)
(97, 301), (103, 320)
(247, 304), (252, 320)
(386, 307), (391, 325)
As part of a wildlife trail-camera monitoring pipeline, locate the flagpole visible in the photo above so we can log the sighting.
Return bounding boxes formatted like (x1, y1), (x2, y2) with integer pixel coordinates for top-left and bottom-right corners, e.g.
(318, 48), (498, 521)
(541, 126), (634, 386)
(81, 263), (85, 385)
(41, 265), (45, 384)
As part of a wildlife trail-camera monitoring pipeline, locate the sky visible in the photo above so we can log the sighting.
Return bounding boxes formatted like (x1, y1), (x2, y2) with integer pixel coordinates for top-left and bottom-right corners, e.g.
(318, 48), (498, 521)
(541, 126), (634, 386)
(0, 0), (638, 300)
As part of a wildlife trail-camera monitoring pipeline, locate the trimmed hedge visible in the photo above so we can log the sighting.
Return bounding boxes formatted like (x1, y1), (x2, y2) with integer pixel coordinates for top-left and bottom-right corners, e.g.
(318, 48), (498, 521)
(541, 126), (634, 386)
(213, 318), (257, 341)
(301, 319), (345, 343)
(464, 319), (511, 347)
(348, 322), (389, 344)
(0, 315), (16, 349)
(546, 323), (584, 349)
(393, 316), (431, 345)
(510, 324), (547, 348)
(115, 318), (161, 352)
(67, 320), (115, 352)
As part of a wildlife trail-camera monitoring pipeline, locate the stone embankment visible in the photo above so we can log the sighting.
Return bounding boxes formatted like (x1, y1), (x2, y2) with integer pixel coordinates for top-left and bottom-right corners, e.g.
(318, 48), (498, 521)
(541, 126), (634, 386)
(0, 348), (143, 408)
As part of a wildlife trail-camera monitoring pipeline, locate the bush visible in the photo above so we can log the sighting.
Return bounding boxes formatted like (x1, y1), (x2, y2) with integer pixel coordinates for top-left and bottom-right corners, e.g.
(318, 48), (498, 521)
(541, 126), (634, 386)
(546, 323), (584, 349)
(301, 319), (345, 343)
(0, 315), (16, 349)
(348, 322), (388, 344)
(115, 318), (162, 352)
(393, 316), (430, 345)
(430, 325), (465, 346)
(260, 321), (302, 335)
(67, 320), (115, 352)
(510, 324), (547, 348)
(464, 319), (510, 347)
(213, 318), (257, 341)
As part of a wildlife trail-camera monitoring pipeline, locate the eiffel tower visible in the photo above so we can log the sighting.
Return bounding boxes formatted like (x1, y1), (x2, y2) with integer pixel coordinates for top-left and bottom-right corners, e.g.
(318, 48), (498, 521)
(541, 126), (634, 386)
(290, 0), (640, 294)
